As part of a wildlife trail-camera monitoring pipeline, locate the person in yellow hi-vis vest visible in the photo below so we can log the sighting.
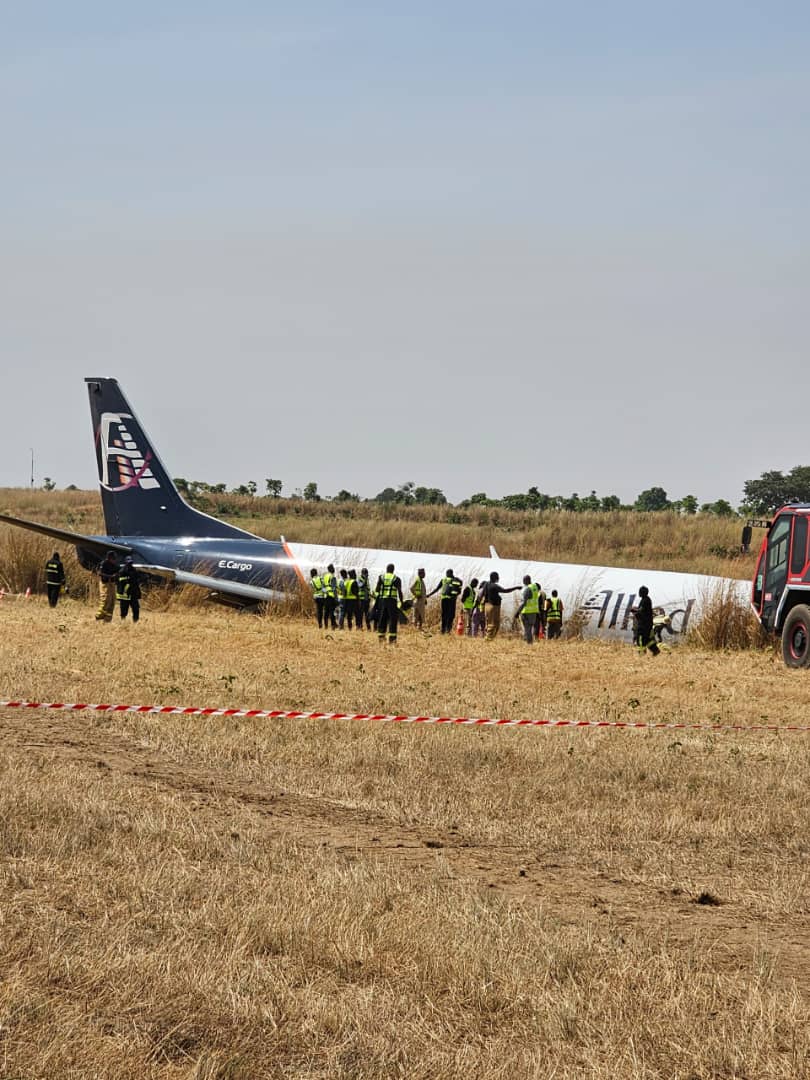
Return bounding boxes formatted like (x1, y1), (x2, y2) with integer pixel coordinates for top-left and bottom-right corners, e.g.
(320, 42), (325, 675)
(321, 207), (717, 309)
(321, 564), (339, 629)
(410, 568), (428, 629)
(375, 563), (404, 644)
(545, 590), (564, 639)
(309, 567), (326, 628)
(516, 575), (540, 644)
(460, 578), (479, 636)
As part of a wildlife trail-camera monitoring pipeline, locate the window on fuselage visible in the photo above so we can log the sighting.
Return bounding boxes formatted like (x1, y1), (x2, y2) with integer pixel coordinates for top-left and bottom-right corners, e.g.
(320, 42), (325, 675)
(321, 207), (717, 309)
(791, 515), (809, 576)
(767, 516), (791, 578)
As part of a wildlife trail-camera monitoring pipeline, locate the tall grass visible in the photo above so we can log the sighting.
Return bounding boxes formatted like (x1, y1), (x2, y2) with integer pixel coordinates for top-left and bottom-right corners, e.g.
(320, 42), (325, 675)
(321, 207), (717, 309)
(1, 487), (754, 578)
(687, 580), (764, 651)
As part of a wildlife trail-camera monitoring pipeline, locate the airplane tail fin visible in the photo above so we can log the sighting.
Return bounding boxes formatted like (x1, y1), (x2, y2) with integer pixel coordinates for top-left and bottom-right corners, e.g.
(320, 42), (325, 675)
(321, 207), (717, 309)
(85, 378), (256, 540)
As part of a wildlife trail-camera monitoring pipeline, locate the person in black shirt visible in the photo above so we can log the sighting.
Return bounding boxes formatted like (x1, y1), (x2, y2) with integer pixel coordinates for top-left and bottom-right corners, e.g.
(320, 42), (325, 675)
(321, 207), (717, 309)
(631, 585), (660, 656)
(95, 551), (119, 622)
(478, 571), (521, 641)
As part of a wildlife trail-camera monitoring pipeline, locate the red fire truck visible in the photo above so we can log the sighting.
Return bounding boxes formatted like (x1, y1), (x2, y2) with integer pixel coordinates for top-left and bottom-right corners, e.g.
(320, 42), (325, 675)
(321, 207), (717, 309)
(751, 506), (810, 667)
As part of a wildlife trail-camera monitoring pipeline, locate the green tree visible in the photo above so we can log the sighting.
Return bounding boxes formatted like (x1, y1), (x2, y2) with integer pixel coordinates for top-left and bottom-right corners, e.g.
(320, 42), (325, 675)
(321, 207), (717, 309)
(525, 487), (554, 510)
(265, 478), (283, 498)
(701, 499), (737, 517)
(680, 494), (698, 515)
(42, 477), (56, 491)
(600, 494), (621, 511)
(501, 493), (532, 511)
(742, 466), (810, 514)
(373, 486), (398, 503)
(413, 486), (447, 505)
(634, 486), (670, 512)
(334, 489), (360, 502)
(303, 482), (321, 502)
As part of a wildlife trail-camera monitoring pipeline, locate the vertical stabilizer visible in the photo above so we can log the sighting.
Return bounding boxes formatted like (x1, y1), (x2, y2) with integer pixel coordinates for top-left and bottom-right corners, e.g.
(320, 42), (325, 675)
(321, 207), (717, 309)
(86, 378), (255, 539)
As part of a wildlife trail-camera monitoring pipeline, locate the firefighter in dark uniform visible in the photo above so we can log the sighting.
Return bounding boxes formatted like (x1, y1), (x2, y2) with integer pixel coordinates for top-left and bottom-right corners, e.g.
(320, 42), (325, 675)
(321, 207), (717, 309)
(375, 563), (404, 644)
(45, 551), (66, 608)
(116, 556), (141, 622)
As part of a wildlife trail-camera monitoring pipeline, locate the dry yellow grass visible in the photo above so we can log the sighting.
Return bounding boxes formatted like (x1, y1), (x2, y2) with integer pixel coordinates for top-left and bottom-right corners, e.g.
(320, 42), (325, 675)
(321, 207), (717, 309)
(1, 595), (809, 1078)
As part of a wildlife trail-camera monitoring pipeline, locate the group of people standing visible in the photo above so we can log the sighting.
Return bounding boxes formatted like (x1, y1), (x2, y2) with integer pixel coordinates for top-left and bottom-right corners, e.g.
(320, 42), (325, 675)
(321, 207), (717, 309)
(44, 550), (141, 623)
(308, 564), (566, 644)
(41, 550), (660, 655)
(414, 568), (565, 643)
(308, 565), (374, 631)
(308, 563), (405, 643)
(93, 551), (141, 623)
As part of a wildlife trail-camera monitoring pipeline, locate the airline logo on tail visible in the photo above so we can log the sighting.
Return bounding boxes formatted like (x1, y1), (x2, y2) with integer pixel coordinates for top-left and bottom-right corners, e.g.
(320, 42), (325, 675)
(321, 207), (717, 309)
(97, 412), (160, 492)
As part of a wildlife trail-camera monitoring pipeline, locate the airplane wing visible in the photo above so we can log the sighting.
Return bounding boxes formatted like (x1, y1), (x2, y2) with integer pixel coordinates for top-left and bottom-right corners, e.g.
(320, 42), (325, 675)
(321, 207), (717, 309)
(134, 564), (283, 603)
(0, 513), (133, 557)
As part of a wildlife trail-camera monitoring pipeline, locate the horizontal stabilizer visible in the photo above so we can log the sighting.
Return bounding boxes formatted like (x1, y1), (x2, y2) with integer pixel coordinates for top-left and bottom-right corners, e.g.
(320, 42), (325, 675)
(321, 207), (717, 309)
(0, 513), (132, 557)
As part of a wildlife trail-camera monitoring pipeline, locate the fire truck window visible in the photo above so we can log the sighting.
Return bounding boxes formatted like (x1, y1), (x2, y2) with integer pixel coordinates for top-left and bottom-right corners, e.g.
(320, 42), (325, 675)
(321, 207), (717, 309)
(767, 516), (790, 576)
(791, 515), (808, 575)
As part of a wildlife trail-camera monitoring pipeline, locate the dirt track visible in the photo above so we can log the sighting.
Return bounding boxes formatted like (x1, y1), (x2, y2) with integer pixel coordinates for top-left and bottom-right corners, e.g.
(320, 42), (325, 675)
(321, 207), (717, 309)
(4, 705), (809, 995)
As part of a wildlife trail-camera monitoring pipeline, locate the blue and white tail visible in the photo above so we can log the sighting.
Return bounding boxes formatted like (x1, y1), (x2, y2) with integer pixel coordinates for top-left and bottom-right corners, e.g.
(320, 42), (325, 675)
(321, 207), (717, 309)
(86, 377), (255, 540)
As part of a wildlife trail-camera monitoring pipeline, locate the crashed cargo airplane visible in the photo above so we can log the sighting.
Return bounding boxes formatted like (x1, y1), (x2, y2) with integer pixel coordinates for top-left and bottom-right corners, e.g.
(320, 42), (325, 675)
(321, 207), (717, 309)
(0, 378), (750, 638)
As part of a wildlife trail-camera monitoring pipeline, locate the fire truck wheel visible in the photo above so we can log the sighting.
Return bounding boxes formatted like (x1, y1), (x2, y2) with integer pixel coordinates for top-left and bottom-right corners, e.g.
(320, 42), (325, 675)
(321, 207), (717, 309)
(782, 605), (810, 668)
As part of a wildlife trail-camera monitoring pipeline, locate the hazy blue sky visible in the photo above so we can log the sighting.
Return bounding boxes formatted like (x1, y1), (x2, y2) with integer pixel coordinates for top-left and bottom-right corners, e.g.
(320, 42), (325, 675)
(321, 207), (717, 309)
(2, 2), (808, 506)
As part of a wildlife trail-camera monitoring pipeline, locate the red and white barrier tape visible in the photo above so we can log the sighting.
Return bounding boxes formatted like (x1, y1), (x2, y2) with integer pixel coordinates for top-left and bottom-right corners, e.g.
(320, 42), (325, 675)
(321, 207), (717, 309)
(0, 699), (805, 734)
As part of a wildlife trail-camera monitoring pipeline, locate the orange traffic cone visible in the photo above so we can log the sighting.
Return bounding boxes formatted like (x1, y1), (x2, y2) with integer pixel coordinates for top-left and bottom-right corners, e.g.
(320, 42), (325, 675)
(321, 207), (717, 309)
(456, 613), (465, 635)
(537, 623), (545, 640)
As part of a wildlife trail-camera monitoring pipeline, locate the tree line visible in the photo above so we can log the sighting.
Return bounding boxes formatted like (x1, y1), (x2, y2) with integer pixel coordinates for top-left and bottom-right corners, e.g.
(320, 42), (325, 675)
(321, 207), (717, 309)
(37, 466), (808, 517)
(169, 478), (743, 516)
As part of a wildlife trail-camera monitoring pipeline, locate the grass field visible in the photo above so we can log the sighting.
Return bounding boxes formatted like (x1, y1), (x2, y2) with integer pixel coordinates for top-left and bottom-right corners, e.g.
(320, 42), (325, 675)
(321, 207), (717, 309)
(1, 581), (809, 1078)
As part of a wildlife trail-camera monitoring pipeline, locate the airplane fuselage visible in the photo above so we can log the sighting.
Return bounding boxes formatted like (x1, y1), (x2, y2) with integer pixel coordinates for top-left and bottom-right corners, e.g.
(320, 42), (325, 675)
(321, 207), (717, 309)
(74, 530), (750, 641)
